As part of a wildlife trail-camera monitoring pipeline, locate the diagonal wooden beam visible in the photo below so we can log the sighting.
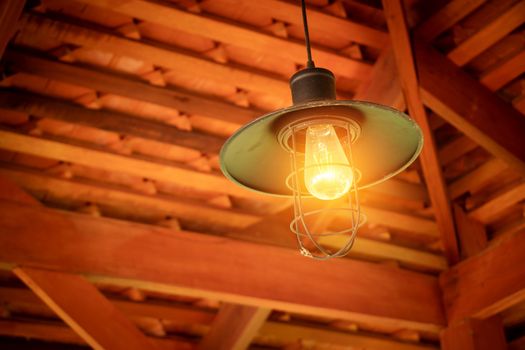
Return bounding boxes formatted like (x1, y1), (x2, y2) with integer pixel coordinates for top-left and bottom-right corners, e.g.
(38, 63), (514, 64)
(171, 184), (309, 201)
(199, 304), (270, 350)
(0, 0), (24, 58)
(1, 168), (167, 350)
(14, 267), (165, 350)
(0, 200), (446, 333)
(415, 40), (525, 175)
(382, 0), (459, 264)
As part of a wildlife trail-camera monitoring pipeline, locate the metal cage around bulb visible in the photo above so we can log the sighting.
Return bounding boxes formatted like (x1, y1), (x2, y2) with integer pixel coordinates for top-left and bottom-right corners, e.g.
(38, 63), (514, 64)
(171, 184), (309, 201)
(220, 100), (423, 259)
(279, 118), (367, 259)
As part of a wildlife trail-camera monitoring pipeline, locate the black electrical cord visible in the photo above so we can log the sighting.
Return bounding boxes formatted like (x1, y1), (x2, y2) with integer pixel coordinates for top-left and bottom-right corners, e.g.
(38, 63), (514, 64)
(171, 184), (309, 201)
(301, 0), (315, 68)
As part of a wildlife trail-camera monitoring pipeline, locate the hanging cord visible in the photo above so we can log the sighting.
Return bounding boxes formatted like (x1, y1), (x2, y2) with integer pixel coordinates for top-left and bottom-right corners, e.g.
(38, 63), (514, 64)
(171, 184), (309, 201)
(301, 0), (315, 68)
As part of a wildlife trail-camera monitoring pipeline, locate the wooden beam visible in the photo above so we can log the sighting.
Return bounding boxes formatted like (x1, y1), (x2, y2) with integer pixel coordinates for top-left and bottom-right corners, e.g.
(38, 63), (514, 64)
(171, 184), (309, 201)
(0, 129), (259, 200)
(452, 204), (487, 259)
(0, 287), (438, 350)
(199, 304), (269, 350)
(416, 0), (488, 41)
(261, 322), (438, 350)
(447, 1), (525, 67)
(382, 0), (459, 264)
(74, 0), (372, 80)
(0, 0), (24, 58)
(440, 227), (525, 323)
(0, 320), (194, 349)
(0, 174), (39, 206)
(448, 158), (508, 199)
(469, 181), (525, 224)
(14, 267), (164, 350)
(0, 166), (259, 231)
(0, 200), (446, 333)
(440, 316), (506, 350)
(0, 165), (445, 270)
(0, 89), (225, 154)
(229, 0), (387, 48)
(480, 50), (525, 91)
(3, 49), (259, 126)
(416, 41), (525, 175)
(18, 13), (291, 101)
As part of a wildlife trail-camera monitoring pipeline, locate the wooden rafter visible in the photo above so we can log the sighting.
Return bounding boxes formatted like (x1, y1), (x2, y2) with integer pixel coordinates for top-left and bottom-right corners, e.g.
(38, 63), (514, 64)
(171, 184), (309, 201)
(0, 287), (440, 350)
(3, 49), (260, 126)
(382, 0), (459, 264)
(416, 40), (525, 175)
(0, 200), (446, 333)
(0, 90), (225, 154)
(14, 267), (164, 350)
(73, 0), (372, 80)
(18, 13), (291, 101)
(0, 130), (259, 200)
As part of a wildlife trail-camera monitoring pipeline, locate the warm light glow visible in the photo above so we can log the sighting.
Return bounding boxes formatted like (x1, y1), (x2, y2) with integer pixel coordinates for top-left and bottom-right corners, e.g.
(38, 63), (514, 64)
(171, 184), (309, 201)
(304, 124), (353, 200)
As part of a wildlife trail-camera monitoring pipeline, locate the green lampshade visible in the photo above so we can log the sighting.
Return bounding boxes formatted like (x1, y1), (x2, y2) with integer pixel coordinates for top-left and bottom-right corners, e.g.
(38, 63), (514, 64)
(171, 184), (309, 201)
(220, 100), (423, 197)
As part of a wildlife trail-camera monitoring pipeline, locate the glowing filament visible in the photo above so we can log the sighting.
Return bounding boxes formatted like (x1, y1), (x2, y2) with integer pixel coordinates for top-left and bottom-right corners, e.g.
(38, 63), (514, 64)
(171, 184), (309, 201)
(304, 124), (353, 200)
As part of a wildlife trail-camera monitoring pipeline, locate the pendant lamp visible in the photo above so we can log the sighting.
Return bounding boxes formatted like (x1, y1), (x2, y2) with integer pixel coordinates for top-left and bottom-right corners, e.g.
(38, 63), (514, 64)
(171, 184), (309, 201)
(220, 0), (423, 259)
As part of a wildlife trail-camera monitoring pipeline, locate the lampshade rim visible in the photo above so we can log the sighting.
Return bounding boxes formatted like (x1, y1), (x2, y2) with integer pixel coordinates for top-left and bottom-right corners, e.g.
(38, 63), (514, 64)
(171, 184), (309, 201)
(220, 99), (424, 197)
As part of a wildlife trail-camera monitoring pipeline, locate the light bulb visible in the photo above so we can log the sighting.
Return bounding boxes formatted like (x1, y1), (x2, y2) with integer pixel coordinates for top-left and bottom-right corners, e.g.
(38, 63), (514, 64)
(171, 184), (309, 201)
(304, 124), (353, 200)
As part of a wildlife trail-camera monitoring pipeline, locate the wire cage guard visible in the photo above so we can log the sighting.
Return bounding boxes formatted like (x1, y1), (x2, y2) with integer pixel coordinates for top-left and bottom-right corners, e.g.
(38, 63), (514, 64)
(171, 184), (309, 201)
(279, 118), (367, 260)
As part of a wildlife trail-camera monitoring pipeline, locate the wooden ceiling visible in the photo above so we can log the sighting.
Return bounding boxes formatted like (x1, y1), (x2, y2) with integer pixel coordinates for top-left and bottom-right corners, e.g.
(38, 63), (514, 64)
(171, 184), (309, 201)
(0, 0), (524, 349)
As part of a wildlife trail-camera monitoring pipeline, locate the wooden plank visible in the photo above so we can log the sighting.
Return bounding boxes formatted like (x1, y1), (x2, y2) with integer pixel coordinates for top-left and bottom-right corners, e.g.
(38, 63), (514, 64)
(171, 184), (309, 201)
(480, 50), (525, 91)
(0, 166), (444, 269)
(262, 322), (437, 350)
(448, 158), (508, 199)
(75, 0), (372, 80)
(361, 205), (439, 238)
(440, 316), (507, 350)
(0, 166), (259, 231)
(4, 49), (259, 126)
(0, 0), (25, 58)
(452, 204), (487, 259)
(229, 0), (387, 48)
(440, 227), (525, 322)
(382, 0), (459, 264)
(14, 267), (163, 350)
(0, 286), (216, 326)
(416, 0), (488, 41)
(0, 130), (259, 200)
(18, 13), (291, 100)
(0, 320), (194, 349)
(439, 136), (477, 166)
(0, 200), (446, 333)
(469, 181), (525, 224)
(447, 1), (525, 66)
(0, 89), (225, 154)
(0, 287), (438, 350)
(199, 304), (270, 350)
(416, 41), (525, 175)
